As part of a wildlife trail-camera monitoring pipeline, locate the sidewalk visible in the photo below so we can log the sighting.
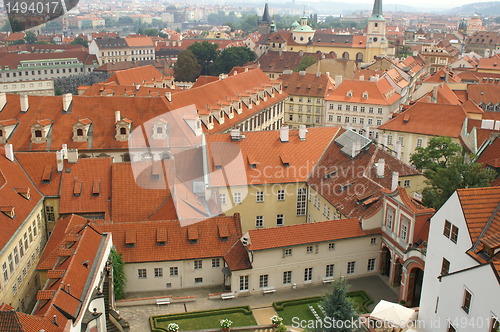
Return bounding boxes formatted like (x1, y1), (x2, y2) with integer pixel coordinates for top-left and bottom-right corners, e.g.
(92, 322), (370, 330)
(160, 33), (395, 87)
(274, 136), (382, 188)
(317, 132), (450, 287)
(117, 275), (399, 331)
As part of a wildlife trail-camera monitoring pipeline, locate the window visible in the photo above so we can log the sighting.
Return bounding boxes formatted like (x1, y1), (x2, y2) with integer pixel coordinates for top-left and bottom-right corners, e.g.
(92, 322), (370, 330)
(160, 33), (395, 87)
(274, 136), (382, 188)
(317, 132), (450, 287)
(35, 130), (42, 138)
(462, 289), (472, 314)
(240, 275), (249, 290)
(28, 227), (33, 243)
(256, 216), (264, 228)
(304, 267), (313, 281)
(417, 138), (423, 148)
(441, 258), (450, 276)
(378, 108), (383, 114)
(352, 117), (357, 124)
(360, 106), (365, 112)
(8, 255), (13, 273)
(170, 267), (178, 276)
(329, 243), (335, 250)
(329, 104), (334, 110)
(346, 105), (351, 111)
(154, 268), (163, 277)
(13, 248), (19, 265)
(314, 197), (320, 209)
(306, 246), (313, 254)
(360, 118), (365, 124)
(377, 119), (382, 126)
(283, 271), (292, 284)
(18, 240), (24, 257)
(338, 105), (342, 110)
(288, 114), (293, 121)
(297, 188), (307, 216)
(347, 261), (355, 274)
(277, 189), (285, 201)
(401, 223), (408, 241)
(194, 260), (202, 270)
(195, 277), (203, 284)
(12, 284), (17, 294)
(398, 136), (404, 147)
(386, 208), (394, 231)
(326, 264), (334, 277)
(256, 191), (264, 202)
(212, 258), (220, 268)
(345, 116), (350, 123)
(283, 248), (292, 257)
(367, 258), (376, 271)
(233, 192), (242, 204)
(443, 220), (451, 238)
(2, 263), (7, 282)
(451, 225), (459, 243)
(353, 106), (358, 112)
(368, 118), (373, 125)
(370, 237), (377, 245)
(138, 269), (147, 278)
(259, 274), (269, 288)
(337, 116), (342, 122)
(404, 180), (410, 188)
(219, 193), (226, 205)
(369, 107), (374, 113)
(276, 214), (284, 226)
(329, 114), (334, 122)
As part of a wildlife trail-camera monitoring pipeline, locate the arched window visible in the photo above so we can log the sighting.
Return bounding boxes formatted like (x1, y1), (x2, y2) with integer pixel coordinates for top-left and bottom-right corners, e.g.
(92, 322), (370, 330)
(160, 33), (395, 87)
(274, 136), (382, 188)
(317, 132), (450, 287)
(122, 153), (131, 162)
(342, 52), (349, 60)
(120, 127), (127, 135)
(76, 128), (84, 136)
(356, 53), (363, 62)
(156, 126), (163, 134)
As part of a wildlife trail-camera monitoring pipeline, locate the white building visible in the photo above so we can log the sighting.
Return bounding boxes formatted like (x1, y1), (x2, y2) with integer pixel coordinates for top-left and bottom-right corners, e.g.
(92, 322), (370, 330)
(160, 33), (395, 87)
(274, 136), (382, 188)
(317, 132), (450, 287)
(418, 186), (500, 332)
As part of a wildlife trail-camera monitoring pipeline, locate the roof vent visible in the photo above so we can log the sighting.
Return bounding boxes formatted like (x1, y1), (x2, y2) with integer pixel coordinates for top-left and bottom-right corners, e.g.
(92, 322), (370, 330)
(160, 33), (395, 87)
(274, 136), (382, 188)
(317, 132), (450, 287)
(280, 126), (289, 142)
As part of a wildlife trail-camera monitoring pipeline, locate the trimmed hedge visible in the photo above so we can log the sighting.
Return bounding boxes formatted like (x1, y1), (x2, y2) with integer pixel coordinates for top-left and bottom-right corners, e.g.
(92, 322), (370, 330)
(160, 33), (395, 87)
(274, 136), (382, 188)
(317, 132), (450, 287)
(150, 306), (254, 332)
(273, 291), (373, 314)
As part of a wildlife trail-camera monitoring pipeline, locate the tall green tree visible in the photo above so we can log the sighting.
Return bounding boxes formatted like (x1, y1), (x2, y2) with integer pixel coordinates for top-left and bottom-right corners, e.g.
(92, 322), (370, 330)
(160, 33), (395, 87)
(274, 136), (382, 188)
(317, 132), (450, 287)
(110, 248), (126, 300)
(24, 31), (37, 44)
(410, 137), (496, 209)
(320, 279), (359, 332)
(294, 55), (317, 72)
(174, 50), (202, 82)
(214, 47), (257, 74)
(71, 37), (89, 48)
(187, 41), (218, 75)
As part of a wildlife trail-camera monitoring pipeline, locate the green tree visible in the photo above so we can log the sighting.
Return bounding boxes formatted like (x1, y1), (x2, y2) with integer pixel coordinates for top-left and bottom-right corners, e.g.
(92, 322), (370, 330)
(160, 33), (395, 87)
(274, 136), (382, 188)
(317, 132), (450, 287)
(110, 248), (126, 300)
(410, 137), (496, 209)
(11, 39), (26, 45)
(294, 55), (317, 71)
(24, 31), (37, 44)
(187, 41), (219, 75)
(71, 37), (89, 48)
(320, 279), (359, 332)
(214, 47), (257, 74)
(174, 50), (202, 82)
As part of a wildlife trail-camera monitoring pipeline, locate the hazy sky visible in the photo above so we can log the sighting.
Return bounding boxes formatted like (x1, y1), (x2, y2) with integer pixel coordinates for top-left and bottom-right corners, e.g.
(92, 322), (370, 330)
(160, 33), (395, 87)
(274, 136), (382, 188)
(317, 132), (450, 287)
(354, 0), (498, 9)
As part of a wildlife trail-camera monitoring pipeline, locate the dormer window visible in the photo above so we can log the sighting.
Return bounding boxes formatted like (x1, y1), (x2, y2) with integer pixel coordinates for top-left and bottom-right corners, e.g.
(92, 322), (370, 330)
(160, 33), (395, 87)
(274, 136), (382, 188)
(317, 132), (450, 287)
(347, 90), (353, 97)
(76, 128), (83, 136)
(120, 127), (126, 135)
(115, 118), (132, 142)
(362, 91), (369, 98)
(156, 127), (163, 134)
(72, 119), (91, 142)
(0, 206), (15, 219)
(31, 119), (52, 144)
(15, 188), (30, 200)
(35, 130), (42, 138)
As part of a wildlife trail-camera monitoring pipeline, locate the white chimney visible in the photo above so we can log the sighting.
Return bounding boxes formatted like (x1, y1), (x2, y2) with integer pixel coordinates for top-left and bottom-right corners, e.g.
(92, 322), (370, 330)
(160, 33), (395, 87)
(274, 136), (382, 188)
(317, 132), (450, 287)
(335, 75), (343, 86)
(56, 151), (64, 172)
(62, 93), (72, 112)
(5, 144), (14, 162)
(351, 142), (358, 158)
(20, 94), (29, 112)
(61, 144), (68, 159)
(432, 85), (438, 103)
(280, 126), (289, 142)
(165, 92), (172, 102)
(0, 92), (6, 110)
(67, 149), (78, 163)
(115, 111), (121, 123)
(325, 72), (330, 77)
(359, 75), (364, 81)
(396, 141), (402, 160)
(230, 128), (241, 141)
(391, 171), (399, 191)
(298, 125), (307, 140)
(377, 158), (385, 177)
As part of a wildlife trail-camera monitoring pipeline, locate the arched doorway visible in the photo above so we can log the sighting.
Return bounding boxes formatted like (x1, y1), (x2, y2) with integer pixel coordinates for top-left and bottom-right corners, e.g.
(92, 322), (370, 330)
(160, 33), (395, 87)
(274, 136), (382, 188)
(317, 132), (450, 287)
(406, 267), (424, 307)
(380, 247), (391, 276)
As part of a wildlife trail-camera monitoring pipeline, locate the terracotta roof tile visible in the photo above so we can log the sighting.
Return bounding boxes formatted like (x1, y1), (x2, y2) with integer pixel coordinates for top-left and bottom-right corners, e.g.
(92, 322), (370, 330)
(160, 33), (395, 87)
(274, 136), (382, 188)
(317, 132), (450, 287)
(325, 77), (401, 105)
(467, 84), (500, 105)
(281, 72), (335, 98)
(224, 241), (252, 271)
(106, 65), (167, 86)
(478, 137), (500, 168)
(246, 218), (379, 251)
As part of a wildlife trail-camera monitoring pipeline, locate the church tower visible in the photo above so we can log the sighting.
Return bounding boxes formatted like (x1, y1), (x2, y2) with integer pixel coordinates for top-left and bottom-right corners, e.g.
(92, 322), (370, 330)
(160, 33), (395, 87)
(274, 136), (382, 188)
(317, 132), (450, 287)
(366, 0), (388, 60)
(258, 2), (272, 35)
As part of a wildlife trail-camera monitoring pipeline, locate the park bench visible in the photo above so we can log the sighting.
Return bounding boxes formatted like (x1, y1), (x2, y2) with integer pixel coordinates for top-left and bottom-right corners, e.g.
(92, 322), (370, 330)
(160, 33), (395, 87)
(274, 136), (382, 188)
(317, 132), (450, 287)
(221, 292), (236, 300)
(156, 298), (171, 306)
(262, 287), (276, 294)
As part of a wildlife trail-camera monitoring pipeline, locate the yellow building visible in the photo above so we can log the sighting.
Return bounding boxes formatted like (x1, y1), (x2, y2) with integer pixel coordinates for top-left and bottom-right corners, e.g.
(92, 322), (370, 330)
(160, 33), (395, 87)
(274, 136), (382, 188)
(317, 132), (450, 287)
(0, 146), (47, 312)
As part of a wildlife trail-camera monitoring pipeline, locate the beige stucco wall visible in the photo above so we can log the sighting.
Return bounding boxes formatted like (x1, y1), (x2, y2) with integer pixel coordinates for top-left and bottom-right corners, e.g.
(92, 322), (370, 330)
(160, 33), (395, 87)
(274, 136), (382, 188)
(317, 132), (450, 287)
(284, 95), (324, 129)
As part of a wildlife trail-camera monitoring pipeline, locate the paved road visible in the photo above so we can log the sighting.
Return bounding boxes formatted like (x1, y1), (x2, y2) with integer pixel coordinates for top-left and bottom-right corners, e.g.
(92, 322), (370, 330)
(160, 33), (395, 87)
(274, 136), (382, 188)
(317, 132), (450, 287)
(117, 275), (399, 331)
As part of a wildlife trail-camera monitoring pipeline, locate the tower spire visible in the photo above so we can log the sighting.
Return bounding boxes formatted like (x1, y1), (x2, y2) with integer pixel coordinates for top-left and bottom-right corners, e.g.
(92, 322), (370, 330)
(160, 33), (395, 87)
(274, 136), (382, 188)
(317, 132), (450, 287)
(371, 0), (383, 19)
(262, 1), (271, 22)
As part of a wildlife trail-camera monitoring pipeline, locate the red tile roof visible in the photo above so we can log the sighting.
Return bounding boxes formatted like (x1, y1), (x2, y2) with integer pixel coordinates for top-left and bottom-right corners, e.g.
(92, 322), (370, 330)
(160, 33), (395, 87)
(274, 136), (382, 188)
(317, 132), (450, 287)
(417, 83), (462, 105)
(467, 84), (500, 105)
(246, 218), (379, 251)
(223, 241), (252, 271)
(255, 50), (336, 74)
(125, 36), (154, 47)
(206, 127), (340, 186)
(477, 57), (500, 71)
(96, 214), (242, 263)
(16, 152), (61, 196)
(478, 137), (500, 168)
(378, 102), (469, 138)
(0, 148), (43, 249)
(82, 83), (178, 97)
(281, 72), (335, 98)
(106, 65), (167, 86)
(325, 77), (401, 105)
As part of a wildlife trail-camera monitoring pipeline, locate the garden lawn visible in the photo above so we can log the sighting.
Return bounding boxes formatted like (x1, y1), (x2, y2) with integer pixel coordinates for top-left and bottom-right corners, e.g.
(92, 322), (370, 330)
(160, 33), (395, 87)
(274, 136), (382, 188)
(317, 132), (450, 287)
(150, 306), (257, 331)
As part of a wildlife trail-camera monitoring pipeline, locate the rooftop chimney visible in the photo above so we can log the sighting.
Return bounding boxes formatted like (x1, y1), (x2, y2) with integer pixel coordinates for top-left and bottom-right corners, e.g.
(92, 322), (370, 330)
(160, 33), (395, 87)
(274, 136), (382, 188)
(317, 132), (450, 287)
(0, 92), (6, 111)
(298, 125), (307, 140)
(230, 128), (241, 141)
(62, 93), (72, 112)
(56, 151), (64, 172)
(335, 75), (343, 86)
(432, 85), (438, 103)
(61, 144), (68, 159)
(391, 171), (399, 191)
(115, 111), (121, 123)
(280, 126), (289, 142)
(377, 159), (385, 177)
(5, 144), (14, 162)
(67, 149), (78, 164)
(20, 94), (29, 113)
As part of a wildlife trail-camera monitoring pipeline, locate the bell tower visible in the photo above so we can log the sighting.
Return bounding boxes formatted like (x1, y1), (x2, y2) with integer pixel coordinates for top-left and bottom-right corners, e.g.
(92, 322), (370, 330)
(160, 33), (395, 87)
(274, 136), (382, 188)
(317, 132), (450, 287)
(258, 2), (272, 35)
(366, 0), (388, 60)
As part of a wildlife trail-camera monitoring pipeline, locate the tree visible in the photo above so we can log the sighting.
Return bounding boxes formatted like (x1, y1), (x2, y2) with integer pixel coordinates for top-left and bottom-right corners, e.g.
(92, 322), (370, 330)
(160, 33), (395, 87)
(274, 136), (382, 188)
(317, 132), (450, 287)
(24, 31), (37, 44)
(110, 248), (126, 300)
(294, 55), (317, 72)
(214, 47), (257, 74)
(410, 137), (496, 209)
(187, 41), (219, 75)
(71, 37), (89, 48)
(320, 279), (359, 332)
(174, 50), (202, 82)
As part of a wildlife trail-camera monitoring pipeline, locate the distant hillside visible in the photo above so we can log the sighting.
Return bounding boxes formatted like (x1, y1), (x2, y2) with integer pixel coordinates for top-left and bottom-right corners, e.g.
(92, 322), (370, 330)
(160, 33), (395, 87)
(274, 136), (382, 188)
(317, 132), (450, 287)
(445, 2), (500, 16)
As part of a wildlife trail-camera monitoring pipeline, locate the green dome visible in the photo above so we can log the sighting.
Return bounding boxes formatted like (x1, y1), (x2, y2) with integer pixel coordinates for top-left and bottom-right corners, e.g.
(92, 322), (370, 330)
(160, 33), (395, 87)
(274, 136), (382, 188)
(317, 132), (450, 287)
(293, 25), (314, 32)
(291, 21), (300, 28)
